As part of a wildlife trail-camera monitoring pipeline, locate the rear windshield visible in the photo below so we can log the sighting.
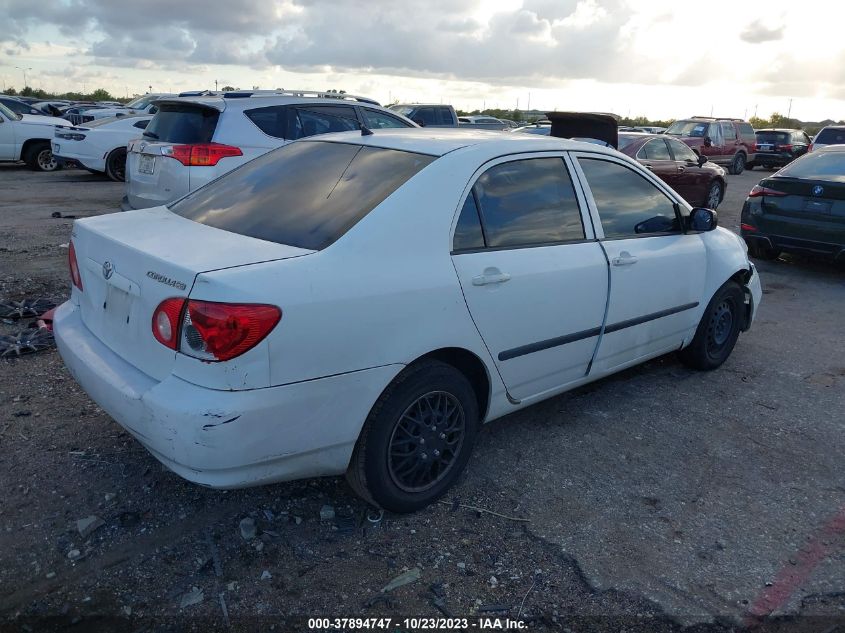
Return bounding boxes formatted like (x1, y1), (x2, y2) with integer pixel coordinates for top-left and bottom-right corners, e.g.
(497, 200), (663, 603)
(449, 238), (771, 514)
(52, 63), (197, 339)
(169, 141), (435, 250)
(776, 151), (845, 183)
(756, 131), (789, 143)
(814, 128), (845, 145)
(143, 103), (219, 143)
(665, 120), (709, 137)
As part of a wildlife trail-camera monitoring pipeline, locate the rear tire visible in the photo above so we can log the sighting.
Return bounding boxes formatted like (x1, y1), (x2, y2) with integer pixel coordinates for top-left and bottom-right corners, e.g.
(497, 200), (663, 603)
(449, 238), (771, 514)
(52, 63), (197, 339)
(728, 152), (746, 175)
(679, 281), (744, 371)
(24, 142), (61, 172)
(346, 360), (479, 513)
(747, 241), (781, 261)
(105, 147), (127, 182)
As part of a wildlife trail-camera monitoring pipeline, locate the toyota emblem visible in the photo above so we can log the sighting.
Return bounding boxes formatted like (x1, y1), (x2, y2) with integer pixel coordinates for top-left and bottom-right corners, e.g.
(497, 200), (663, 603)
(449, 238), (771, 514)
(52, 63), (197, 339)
(102, 261), (114, 280)
(812, 185), (824, 197)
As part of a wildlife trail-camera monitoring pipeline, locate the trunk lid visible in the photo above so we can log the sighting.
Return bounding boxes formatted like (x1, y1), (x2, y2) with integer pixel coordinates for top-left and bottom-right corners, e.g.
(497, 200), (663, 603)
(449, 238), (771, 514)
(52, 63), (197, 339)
(71, 207), (313, 381)
(755, 176), (845, 244)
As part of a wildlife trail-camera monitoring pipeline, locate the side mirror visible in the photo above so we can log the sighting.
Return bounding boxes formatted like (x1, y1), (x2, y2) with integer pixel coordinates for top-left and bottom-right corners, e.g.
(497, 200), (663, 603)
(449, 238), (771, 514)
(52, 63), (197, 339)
(688, 207), (718, 232)
(697, 153), (708, 166)
(703, 136), (712, 147)
(412, 117), (426, 127)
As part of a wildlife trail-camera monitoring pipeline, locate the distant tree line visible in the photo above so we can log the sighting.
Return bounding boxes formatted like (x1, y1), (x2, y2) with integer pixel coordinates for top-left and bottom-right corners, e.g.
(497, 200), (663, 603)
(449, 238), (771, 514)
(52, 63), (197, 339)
(3, 86), (131, 103)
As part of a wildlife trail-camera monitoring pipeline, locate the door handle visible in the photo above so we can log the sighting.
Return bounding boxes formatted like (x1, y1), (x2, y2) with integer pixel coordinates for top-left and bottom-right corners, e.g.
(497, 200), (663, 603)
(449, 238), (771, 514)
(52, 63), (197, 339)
(472, 267), (511, 286)
(677, 165), (685, 172)
(643, 163), (654, 171)
(611, 252), (638, 266)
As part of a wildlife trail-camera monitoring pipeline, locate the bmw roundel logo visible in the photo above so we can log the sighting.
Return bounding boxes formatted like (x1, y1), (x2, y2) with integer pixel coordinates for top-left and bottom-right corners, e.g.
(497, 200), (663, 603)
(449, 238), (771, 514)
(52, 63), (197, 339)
(812, 185), (824, 197)
(102, 261), (114, 280)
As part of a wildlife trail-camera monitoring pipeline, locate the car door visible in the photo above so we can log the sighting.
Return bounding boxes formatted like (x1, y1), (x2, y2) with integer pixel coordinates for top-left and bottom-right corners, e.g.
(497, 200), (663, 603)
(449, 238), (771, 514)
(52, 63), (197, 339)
(637, 138), (677, 190)
(720, 121), (739, 162)
(451, 154), (609, 402)
(701, 122), (723, 162)
(0, 110), (16, 160)
(571, 153), (707, 373)
(666, 137), (710, 205)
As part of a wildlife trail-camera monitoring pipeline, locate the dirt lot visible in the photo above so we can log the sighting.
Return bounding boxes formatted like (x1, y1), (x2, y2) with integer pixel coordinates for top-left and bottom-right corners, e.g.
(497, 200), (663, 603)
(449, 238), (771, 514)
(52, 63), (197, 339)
(0, 163), (843, 633)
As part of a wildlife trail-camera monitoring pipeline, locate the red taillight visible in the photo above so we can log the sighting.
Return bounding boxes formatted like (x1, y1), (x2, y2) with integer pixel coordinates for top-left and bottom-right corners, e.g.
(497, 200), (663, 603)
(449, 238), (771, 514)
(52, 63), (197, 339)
(162, 143), (243, 167)
(68, 241), (83, 291)
(152, 298), (185, 350)
(181, 301), (281, 361)
(748, 184), (788, 198)
(740, 223), (758, 232)
(808, 143), (814, 152)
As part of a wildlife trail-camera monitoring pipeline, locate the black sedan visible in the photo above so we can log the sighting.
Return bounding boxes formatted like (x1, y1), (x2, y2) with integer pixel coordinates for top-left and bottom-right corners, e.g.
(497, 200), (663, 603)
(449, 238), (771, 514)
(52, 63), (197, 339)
(741, 146), (845, 262)
(747, 128), (811, 171)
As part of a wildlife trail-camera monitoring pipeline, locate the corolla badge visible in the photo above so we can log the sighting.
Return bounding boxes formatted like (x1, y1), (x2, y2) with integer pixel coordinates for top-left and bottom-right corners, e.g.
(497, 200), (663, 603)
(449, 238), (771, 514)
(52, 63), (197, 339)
(812, 185), (824, 197)
(102, 261), (114, 280)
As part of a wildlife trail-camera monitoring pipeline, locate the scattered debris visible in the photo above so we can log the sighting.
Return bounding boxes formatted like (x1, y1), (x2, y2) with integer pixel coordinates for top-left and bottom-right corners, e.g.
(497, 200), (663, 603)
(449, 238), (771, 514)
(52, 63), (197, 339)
(179, 586), (204, 609)
(0, 326), (55, 358)
(489, 575), (499, 588)
(439, 499), (530, 522)
(260, 570), (272, 580)
(104, 492), (116, 502)
(478, 604), (511, 613)
(367, 508), (384, 526)
(67, 549), (81, 560)
(76, 515), (104, 539)
(239, 517), (257, 540)
(121, 606), (132, 617)
(294, 516), (302, 525)
(45, 571), (56, 579)
(0, 298), (56, 320)
(382, 567), (421, 593)
(319, 504), (335, 521)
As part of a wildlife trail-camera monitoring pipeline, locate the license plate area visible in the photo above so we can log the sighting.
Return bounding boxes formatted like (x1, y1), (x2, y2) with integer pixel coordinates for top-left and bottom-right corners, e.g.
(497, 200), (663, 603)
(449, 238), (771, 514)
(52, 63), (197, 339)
(803, 199), (832, 214)
(138, 154), (156, 174)
(757, 144), (773, 152)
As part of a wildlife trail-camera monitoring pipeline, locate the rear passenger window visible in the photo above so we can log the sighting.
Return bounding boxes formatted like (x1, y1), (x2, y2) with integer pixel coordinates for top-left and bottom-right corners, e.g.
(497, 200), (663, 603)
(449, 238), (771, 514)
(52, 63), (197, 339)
(638, 139), (670, 160)
(720, 122), (736, 140)
(453, 193), (485, 251)
(414, 108), (437, 126)
(437, 107), (455, 125)
(245, 105), (359, 140)
(474, 158), (585, 248)
(578, 158), (680, 238)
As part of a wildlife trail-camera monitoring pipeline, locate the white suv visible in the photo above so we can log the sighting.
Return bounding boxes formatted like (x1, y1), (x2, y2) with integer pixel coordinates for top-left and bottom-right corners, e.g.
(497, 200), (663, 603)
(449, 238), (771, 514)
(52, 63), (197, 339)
(123, 90), (417, 210)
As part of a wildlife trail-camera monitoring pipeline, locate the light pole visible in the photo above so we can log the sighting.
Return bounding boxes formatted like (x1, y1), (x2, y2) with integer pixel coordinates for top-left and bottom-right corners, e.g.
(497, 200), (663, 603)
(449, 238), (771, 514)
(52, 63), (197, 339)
(15, 66), (32, 89)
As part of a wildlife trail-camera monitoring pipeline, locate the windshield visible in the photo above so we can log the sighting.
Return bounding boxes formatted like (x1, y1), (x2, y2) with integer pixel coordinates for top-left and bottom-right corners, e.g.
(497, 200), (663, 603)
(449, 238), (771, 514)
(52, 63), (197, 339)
(389, 106), (414, 117)
(0, 102), (22, 120)
(126, 95), (157, 109)
(665, 120), (709, 137)
(170, 140), (435, 250)
(776, 151), (845, 183)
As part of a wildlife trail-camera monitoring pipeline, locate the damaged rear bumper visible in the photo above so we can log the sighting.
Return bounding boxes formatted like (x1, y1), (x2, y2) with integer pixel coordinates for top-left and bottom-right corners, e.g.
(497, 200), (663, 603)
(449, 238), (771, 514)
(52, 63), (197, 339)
(53, 301), (400, 488)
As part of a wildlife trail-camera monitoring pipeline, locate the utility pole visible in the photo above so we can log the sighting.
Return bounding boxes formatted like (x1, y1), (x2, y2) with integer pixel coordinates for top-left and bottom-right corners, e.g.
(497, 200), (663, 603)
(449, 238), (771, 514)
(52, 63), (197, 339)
(787, 98), (793, 120)
(215, 79), (218, 91)
(754, 104), (758, 118)
(15, 66), (32, 88)
(527, 92), (531, 112)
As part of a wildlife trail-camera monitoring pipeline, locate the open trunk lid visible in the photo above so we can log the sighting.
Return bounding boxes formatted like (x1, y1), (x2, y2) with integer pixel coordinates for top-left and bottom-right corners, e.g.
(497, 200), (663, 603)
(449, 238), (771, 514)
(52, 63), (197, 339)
(71, 207), (313, 381)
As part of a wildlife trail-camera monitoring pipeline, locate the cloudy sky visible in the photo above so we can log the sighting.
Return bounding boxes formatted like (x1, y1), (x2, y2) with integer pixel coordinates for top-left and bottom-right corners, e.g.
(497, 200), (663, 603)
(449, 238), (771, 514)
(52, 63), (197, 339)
(1, 0), (843, 121)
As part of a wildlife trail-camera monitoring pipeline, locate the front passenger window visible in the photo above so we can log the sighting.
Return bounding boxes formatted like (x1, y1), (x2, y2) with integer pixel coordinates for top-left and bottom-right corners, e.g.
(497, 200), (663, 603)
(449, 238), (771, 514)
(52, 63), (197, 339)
(578, 158), (680, 238)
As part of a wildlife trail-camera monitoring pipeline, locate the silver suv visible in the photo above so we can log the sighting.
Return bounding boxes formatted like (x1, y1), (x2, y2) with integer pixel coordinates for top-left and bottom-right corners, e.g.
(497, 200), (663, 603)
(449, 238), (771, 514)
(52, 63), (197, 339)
(123, 90), (417, 210)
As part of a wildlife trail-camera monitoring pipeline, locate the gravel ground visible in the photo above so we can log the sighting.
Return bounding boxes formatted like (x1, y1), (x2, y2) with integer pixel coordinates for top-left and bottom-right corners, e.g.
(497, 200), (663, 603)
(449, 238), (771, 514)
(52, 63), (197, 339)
(0, 162), (843, 633)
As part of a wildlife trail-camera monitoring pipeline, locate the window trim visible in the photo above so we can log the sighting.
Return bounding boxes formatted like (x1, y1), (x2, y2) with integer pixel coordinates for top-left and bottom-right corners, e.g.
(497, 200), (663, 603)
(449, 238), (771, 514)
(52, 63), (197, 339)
(568, 150), (689, 241)
(449, 151), (596, 255)
(358, 106), (413, 129)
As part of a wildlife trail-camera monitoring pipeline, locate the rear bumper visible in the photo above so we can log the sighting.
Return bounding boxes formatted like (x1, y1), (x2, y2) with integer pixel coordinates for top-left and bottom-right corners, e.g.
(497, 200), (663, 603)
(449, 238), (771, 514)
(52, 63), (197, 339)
(51, 142), (105, 172)
(742, 231), (845, 261)
(53, 301), (401, 488)
(752, 153), (792, 167)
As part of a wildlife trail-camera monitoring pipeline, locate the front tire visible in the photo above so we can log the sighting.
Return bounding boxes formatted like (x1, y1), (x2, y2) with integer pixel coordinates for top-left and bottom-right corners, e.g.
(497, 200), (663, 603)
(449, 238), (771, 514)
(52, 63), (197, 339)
(728, 152), (746, 175)
(346, 360), (479, 513)
(679, 281), (744, 370)
(105, 147), (127, 182)
(747, 241), (781, 261)
(24, 142), (61, 172)
(704, 180), (723, 209)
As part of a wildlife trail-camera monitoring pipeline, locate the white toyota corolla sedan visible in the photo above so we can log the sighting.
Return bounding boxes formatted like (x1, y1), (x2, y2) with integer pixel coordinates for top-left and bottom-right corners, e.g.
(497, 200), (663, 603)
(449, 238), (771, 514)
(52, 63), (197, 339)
(54, 129), (762, 512)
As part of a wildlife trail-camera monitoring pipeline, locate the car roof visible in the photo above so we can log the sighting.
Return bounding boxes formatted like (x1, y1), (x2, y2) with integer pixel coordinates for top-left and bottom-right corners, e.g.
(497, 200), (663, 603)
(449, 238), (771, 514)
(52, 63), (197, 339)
(815, 144), (845, 152)
(155, 94), (387, 112)
(298, 127), (619, 158)
(756, 128), (803, 132)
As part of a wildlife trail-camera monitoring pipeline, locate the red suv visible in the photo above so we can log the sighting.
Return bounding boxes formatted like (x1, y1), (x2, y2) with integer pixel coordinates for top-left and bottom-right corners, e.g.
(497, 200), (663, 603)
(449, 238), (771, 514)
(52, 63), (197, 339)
(664, 117), (756, 175)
